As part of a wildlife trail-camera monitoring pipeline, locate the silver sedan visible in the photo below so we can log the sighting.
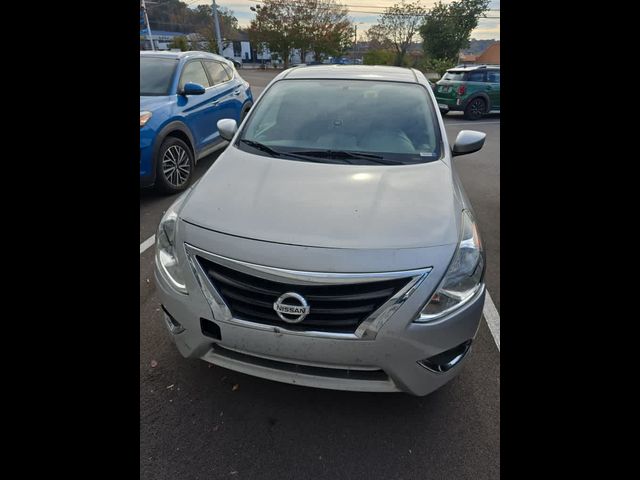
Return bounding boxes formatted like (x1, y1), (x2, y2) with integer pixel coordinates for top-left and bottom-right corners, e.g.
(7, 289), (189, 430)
(154, 65), (487, 396)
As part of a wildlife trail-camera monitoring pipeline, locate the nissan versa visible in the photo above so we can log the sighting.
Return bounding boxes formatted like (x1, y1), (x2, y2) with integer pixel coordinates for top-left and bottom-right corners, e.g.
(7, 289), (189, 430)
(154, 65), (487, 396)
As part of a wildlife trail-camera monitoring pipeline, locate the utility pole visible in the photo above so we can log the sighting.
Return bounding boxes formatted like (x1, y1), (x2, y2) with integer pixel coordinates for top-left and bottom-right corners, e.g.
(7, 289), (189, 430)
(141, 0), (155, 51)
(354, 24), (357, 63)
(212, 0), (224, 56)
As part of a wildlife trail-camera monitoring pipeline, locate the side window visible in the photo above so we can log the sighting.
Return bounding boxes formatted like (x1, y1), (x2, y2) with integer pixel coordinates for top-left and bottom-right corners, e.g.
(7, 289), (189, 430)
(204, 60), (231, 85)
(487, 70), (500, 83)
(466, 71), (485, 82)
(179, 61), (210, 90)
(222, 64), (234, 80)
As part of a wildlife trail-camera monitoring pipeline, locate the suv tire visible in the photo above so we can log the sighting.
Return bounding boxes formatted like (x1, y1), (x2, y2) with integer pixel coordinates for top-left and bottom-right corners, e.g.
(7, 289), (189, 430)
(155, 136), (194, 194)
(464, 97), (487, 120)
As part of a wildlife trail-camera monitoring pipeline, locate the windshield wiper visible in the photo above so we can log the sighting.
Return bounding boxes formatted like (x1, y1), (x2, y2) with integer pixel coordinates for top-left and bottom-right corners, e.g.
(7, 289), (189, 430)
(238, 139), (283, 157)
(289, 150), (402, 165)
(239, 140), (352, 164)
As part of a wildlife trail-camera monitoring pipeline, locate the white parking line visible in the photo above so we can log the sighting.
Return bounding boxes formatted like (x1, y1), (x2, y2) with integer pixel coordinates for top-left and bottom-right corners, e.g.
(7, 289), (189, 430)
(483, 290), (500, 351)
(140, 235), (155, 254)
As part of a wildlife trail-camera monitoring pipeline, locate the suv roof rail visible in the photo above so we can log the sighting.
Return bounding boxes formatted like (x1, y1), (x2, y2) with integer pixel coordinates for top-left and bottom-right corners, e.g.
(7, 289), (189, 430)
(452, 63), (500, 69)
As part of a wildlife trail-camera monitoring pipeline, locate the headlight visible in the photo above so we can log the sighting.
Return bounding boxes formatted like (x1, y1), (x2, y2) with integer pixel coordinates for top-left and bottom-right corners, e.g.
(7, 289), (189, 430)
(416, 210), (484, 322)
(155, 194), (188, 294)
(140, 111), (152, 127)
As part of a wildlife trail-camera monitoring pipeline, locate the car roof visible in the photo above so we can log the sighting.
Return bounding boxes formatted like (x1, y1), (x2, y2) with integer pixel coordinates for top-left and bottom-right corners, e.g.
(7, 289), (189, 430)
(447, 64), (500, 72)
(140, 50), (229, 63)
(282, 65), (419, 82)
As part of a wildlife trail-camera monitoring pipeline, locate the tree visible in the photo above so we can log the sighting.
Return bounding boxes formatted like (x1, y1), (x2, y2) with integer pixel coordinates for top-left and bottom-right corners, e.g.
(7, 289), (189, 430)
(248, 0), (306, 68)
(425, 57), (458, 76)
(169, 36), (189, 51)
(298, 0), (353, 62)
(363, 49), (395, 66)
(248, 0), (351, 66)
(192, 5), (238, 39)
(419, 0), (490, 62)
(369, 1), (426, 66)
(365, 24), (392, 50)
(146, 0), (238, 37)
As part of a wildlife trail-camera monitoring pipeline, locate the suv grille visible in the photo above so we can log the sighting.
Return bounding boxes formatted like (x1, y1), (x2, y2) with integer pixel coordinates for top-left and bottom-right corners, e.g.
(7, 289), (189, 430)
(197, 256), (411, 334)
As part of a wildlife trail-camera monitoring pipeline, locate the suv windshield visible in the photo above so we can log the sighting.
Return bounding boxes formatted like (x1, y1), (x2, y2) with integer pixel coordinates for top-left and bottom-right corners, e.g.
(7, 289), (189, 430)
(140, 57), (178, 96)
(442, 71), (466, 81)
(238, 79), (441, 165)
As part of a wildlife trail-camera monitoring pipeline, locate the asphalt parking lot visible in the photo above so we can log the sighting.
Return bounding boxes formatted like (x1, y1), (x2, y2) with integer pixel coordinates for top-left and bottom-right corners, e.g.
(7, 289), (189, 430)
(140, 69), (500, 479)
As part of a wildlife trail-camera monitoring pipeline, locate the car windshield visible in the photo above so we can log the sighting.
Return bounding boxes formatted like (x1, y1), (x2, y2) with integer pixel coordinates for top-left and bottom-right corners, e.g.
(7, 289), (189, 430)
(140, 57), (178, 96)
(238, 79), (441, 165)
(442, 71), (467, 81)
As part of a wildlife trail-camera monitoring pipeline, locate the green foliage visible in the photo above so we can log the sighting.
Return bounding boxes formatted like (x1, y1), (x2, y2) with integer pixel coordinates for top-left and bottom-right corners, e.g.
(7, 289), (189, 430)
(248, 0), (300, 68)
(363, 49), (395, 65)
(419, 0), (490, 62)
(195, 27), (220, 54)
(370, 1), (426, 66)
(249, 0), (352, 67)
(169, 36), (189, 52)
(426, 57), (458, 76)
(146, 0), (238, 37)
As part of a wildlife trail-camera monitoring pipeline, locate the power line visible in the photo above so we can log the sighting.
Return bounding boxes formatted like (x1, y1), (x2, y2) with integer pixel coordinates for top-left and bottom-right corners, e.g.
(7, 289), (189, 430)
(249, 1), (499, 17)
(251, 0), (499, 11)
(350, 11), (499, 17)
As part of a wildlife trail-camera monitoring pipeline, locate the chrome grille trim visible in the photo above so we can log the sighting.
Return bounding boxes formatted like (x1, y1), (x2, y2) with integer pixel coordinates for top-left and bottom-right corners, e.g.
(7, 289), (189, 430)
(185, 243), (432, 340)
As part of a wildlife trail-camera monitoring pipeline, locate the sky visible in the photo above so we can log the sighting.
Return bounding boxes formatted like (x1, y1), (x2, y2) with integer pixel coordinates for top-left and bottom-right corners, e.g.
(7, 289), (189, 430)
(187, 0), (500, 41)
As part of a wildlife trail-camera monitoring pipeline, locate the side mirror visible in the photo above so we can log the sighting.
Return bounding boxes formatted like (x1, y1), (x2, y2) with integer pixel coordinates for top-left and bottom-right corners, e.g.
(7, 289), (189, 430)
(182, 82), (206, 96)
(452, 130), (486, 157)
(217, 119), (238, 141)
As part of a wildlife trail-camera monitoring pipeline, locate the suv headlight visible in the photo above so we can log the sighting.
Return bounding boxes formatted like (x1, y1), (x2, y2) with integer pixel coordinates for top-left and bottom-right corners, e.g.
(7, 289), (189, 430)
(140, 111), (152, 127)
(416, 210), (484, 322)
(155, 194), (188, 294)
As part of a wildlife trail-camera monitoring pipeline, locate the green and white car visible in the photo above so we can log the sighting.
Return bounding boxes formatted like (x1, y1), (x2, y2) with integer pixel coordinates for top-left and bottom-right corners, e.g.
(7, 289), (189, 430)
(434, 65), (500, 120)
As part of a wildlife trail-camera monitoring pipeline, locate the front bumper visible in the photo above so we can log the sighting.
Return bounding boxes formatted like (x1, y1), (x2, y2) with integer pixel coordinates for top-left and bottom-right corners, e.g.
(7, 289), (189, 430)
(140, 127), (155, 187)
(154, 226), (485, 396)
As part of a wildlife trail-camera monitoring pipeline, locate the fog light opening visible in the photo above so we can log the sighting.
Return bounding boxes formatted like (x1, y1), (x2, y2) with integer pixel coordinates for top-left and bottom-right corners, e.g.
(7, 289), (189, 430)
(418, 340), (472, 373)
(161, 305), (185, 334)
(200, 318), (222, 340)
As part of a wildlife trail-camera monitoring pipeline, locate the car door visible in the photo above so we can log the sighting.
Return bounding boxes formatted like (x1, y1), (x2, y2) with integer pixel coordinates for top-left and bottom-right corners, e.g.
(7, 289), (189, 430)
(203, 60), (242, 123)
(486, 69), (500, 110)
(176, 59), (219, 152)
(465, 69), (486, 103)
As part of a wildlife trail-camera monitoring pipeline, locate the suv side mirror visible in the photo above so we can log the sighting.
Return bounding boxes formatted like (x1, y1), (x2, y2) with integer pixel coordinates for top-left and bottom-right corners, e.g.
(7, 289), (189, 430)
(182, 82), (206, 96)
(452, 130), (486, 156)
(217, 119), (238, 141)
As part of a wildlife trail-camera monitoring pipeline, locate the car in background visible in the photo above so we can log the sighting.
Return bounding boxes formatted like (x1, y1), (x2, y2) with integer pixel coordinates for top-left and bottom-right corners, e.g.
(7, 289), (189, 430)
(434, 65), (500, 120)
(140, 51), (253, 193)
(154, 65), (487, 396)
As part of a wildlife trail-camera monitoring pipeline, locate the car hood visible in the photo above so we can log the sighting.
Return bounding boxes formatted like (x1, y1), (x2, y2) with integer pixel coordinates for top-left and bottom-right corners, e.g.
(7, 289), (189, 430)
(180, 147), (459, 250)
(140, 95), (172, 111)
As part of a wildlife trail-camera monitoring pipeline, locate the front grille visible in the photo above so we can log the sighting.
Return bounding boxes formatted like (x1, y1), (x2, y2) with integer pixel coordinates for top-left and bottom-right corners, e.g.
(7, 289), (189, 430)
(197, 256), (411, 334)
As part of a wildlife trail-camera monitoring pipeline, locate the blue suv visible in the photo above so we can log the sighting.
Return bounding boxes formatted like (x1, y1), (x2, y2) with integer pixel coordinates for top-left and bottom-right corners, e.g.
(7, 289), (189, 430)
(140, 51), (253, 193)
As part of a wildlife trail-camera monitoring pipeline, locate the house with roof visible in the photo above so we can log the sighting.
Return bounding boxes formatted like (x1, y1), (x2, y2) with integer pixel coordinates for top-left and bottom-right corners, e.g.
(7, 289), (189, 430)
(458, 41), (500, 65)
